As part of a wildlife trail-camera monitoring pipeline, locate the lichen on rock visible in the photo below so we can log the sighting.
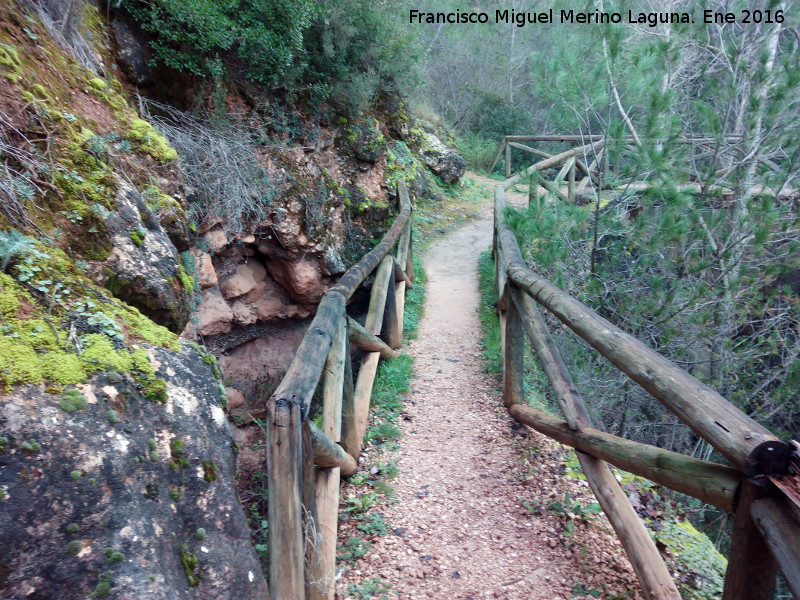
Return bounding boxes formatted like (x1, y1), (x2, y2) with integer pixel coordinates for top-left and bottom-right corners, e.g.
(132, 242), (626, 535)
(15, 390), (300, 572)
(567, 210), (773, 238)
(0, 345), (268, 599)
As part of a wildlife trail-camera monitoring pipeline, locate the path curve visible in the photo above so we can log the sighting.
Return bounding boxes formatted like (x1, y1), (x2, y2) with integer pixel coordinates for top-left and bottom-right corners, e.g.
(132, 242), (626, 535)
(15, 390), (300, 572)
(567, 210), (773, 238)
(339, 174), (642, 600)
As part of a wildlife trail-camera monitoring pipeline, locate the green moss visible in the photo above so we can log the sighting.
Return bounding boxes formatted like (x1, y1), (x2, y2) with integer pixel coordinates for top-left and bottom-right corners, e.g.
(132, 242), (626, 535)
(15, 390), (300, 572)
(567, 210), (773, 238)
(130, 229), (144, 247)
(60, 388), (88, 413)
(66, 522), (80, 533)
(652, 519), (727, 599)
(106, 409), (120, 424)
(65, 540), (83, 556)
(0, 43), (23, 83)
(90, 571), (113, 598)
(56, 143), (117, 211)
(180, 543), (200, 587)
(105, 548), (126, 564)
(19, 439), (41, 455)
(88, 78), (107, 91)
(0, 436), (7, 452)
(148, 438), (159, 462)
(170, 439), (189, 469)
(78, 335), (123, 369)
(144, 482), (159, 500)
(142, 376), (168, 403)
(125, 119), (178, 163)
(117, 306), (180, 350)
(195, 528), (206, 541)
(169, 485), (185, 500)
(176, 265), (195, 292)
(202, 460), (217, 483)
(29, 83), (48, 99)
(70, 470), (82, 480)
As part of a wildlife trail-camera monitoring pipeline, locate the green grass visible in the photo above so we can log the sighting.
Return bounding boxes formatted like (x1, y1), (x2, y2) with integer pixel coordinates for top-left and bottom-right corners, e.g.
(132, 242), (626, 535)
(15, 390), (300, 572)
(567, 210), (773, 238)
(478, 250), (503, 374)
(337, 262), (424, 569)
(347, 577), (391, 599)
(477, 250), (549, 409)
(402, 253), (426, 342)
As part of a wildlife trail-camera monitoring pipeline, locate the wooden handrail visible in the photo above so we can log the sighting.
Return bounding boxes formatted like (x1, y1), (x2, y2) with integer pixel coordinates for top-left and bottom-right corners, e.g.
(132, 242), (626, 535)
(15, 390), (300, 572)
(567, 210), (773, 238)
(510, 405), (739, 512)
(492, 136), (798, 600)
(268, 179), (415, 600)
(505, 286), (681, 599)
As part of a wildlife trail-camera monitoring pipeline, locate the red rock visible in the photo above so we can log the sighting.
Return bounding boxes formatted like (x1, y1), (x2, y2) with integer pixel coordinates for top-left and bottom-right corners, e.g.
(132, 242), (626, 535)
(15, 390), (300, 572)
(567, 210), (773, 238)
(225, 388), (245, 410)
(265, 256), (325, 304)
(197, 287), (234, 336)
(254, 295), (285, 321)
(219, 263), (265, 299)
(203, 228), (228, 251)
(231, 300), (256, 326)
(190, 249), (217, 289)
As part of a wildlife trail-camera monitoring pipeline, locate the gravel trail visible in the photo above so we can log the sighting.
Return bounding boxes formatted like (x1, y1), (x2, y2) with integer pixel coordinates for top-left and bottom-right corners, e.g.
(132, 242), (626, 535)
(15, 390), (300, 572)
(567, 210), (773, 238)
(338, 175), (643, 600)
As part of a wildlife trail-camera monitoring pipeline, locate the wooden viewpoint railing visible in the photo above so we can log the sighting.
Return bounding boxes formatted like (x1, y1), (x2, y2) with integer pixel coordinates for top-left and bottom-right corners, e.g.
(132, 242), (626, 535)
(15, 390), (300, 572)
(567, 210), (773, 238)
(266, 181), (414, 600)
(493, 137), (800, 600)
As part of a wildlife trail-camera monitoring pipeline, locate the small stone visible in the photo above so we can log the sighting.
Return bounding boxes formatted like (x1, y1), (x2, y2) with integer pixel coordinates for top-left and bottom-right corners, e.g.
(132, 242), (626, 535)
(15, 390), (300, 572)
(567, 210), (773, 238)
(225, 388), (245, 410)
(197, 287), (234, 336)
(190, 249), (217, 289)
(203, 228), (228, 251)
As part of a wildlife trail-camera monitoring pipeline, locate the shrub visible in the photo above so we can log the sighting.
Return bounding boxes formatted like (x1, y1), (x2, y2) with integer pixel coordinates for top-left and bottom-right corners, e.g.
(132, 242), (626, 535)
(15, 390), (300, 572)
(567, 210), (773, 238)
(142, 100), (274, 238)
(121, 0), (419, 113)
(120, 0), (313, 85)
(456, 132), (501, 173)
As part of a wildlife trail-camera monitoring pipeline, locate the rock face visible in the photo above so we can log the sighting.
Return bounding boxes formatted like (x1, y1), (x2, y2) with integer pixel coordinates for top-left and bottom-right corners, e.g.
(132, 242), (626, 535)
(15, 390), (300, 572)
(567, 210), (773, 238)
(102, 180), (190, 331)
(111, 16), (154, 87)
(197, 287), (235, 336)
(418, 132), (467, 183)
(186, 247), (319, 342)
(265, 256), (326, 304)
(0, 345), (269, 599)
(429, 151), (467, 183)
(349, 122), (386, 163)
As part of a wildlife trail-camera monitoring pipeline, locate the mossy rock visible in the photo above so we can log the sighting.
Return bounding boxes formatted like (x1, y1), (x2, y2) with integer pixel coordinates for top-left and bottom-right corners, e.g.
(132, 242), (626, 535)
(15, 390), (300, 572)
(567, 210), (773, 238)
(652, 519), (726, 599)
(0, 42), (23, 83)
(347, 121), (386, 163)
(124, 119), (178, 163)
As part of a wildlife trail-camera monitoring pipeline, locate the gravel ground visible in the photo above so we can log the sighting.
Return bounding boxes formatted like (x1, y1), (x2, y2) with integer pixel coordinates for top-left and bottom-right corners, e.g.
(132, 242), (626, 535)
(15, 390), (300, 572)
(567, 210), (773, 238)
(337, 175), (644, 600)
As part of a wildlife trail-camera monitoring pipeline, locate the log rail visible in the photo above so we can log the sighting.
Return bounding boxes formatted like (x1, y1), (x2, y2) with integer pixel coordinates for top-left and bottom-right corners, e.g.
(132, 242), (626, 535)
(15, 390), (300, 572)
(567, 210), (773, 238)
(267, 181), (415, 600)
(493, 136), (800, 600)
(265, 140), (799, 599)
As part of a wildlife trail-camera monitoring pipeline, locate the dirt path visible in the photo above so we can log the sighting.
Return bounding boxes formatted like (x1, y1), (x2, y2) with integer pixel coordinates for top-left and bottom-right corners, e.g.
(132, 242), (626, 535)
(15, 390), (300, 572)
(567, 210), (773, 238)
(338, 174), (641, 600)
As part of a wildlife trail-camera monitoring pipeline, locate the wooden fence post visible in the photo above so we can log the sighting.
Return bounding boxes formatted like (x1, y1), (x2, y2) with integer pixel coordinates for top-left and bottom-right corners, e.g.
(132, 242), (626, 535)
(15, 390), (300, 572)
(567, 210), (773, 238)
(507, 286), (681, 600)
(502, 287), (524, 408)
(750, 496), (800, 598)
(568, 159), (576, 202)
(505, 141), (512, 178)
(267, 397), (305, 600)
(302, 422), (320, 599)
(529, 173), (536, 208)
(721, 482), (779, 600)
(351, 255), (395, 453)
(340, 325), (359, 459)
(308, 316), (348, 600)
(382, 277), (402, 350)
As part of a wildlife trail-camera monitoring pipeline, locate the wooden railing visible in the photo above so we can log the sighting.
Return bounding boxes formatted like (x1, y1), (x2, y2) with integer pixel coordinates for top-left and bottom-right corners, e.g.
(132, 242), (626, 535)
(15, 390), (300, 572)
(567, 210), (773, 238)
(493, 137), (800, 600)
(266, 181), (414, 600)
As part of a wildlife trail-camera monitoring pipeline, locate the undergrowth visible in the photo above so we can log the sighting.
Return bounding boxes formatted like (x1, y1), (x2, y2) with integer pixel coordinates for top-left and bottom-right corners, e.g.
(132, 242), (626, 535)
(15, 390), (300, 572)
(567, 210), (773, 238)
(336, 255), (426, 593)
(402, 253), (425, 342)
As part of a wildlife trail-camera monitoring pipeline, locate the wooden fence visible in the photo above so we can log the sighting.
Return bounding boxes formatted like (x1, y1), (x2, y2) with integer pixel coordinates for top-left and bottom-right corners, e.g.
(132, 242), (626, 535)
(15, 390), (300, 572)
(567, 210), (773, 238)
(266, 180), (414, 600)
(493, 137), (800, 600)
